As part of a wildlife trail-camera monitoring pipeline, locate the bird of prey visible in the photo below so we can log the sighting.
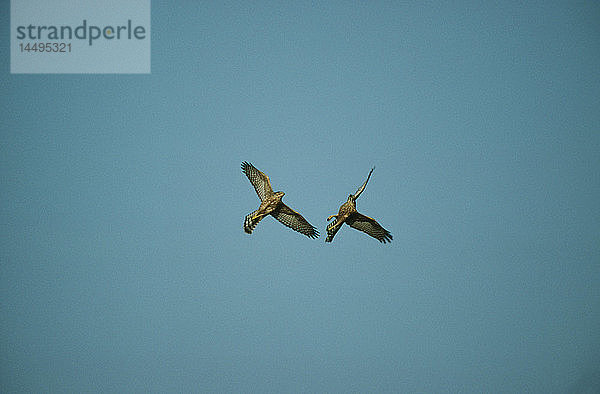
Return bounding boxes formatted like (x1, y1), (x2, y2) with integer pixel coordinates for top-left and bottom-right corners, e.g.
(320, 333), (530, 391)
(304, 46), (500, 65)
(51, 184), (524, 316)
(326, 168), (392, 243)
(242, 162), (319, 239)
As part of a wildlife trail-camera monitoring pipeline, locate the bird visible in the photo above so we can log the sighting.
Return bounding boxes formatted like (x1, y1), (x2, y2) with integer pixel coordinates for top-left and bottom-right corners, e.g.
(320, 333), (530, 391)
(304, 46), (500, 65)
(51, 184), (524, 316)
(326, 167), (392, 243)
(241, 161), (319, 239)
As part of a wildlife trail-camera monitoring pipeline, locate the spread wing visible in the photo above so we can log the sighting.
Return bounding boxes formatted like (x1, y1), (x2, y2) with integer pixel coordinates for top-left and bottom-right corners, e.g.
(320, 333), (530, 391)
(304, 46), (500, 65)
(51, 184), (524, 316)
(347, 212), (392, 243)
(351, 167), (374, 201)
(271, 203), (319, 239)
(242, 162), (273, 202)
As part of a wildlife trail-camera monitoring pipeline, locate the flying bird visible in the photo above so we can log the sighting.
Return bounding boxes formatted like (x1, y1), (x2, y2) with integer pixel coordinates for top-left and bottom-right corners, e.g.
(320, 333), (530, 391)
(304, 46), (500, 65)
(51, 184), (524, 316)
(326, 168), (392, 243)
(241, 162), (319, 239)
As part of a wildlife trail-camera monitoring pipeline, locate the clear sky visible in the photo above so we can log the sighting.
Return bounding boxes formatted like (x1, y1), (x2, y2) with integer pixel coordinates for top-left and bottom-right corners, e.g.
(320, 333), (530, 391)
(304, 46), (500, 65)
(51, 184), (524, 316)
(2, 1), (599, 392)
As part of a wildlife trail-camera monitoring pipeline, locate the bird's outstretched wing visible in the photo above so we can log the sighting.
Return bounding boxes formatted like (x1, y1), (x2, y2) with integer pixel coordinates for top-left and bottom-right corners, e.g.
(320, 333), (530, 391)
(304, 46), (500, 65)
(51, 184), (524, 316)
(347, 212), (392, 243)
(272, 203), (319, 239)
(242, 162), (273, 201)
(351, 167), (374, 201)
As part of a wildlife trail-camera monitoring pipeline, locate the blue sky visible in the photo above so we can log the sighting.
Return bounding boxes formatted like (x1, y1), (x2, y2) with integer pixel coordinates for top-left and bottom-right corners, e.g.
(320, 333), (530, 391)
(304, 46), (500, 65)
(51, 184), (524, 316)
(2, 1), (599, 392)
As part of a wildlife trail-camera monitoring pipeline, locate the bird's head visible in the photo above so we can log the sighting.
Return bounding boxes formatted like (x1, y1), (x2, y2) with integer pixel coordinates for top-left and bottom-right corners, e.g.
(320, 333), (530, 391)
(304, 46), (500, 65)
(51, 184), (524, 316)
(347, 194), (357, 207)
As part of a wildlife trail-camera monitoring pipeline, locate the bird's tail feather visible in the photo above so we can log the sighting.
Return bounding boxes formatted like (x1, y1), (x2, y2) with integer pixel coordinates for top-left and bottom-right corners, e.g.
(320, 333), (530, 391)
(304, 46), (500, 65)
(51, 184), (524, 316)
(325, 218), (343, 242)
(244, 211), (263, 234)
